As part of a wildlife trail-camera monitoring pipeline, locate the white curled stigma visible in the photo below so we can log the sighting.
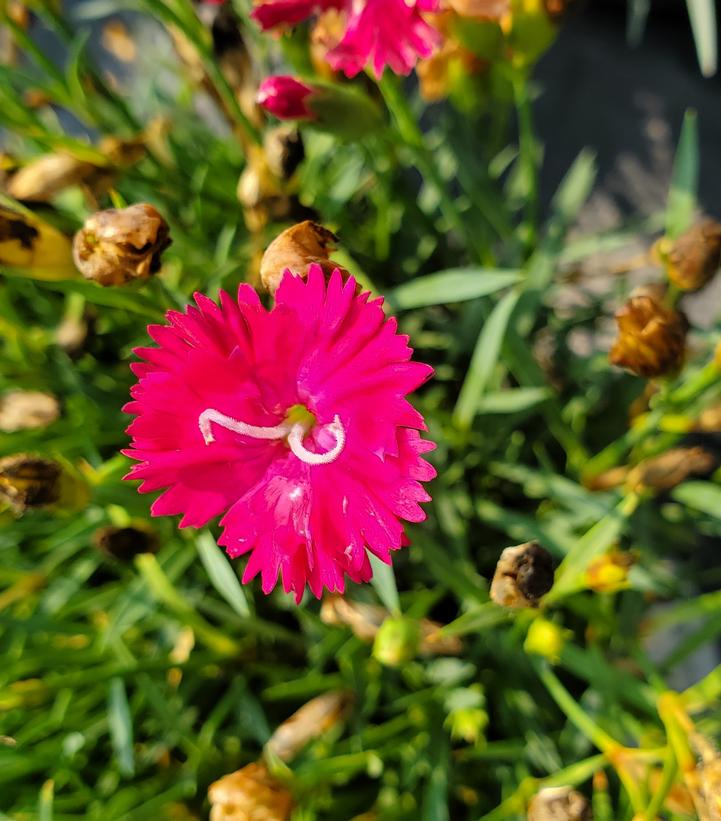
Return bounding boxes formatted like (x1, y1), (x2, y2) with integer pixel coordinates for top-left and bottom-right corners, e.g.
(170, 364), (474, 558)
(198, 408), (346, 466)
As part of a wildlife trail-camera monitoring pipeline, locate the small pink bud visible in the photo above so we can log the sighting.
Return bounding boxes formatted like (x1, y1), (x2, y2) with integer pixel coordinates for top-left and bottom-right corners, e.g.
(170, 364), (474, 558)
(257, 75), (315, 120)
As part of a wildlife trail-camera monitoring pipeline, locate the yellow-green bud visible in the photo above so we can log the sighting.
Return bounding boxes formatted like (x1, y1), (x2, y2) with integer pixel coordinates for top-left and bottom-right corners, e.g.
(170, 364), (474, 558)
(372, 617), (421, 667)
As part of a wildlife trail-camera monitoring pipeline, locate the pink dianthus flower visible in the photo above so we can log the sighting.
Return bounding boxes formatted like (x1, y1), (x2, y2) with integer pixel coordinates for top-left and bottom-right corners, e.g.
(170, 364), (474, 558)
(251, 0), (441, 78)
(124, 266), (436, 602)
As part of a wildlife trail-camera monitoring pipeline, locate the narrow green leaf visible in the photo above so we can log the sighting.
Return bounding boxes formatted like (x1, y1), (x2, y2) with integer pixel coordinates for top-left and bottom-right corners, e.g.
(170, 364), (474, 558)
(440, 603), (510, 638)
(686, 0), (717, 77)
(475, 387), (551, 414)
(672, 481), (721, 518)
(626, 0), (650, 47)
(547, 495), (640, 601)
(38, 780), (54, 821)
(369, 553), (401, 614)
(36, 279), (165, 319)
(454, 288), (521, 429)
(665, 110), (699, 239)
(196, 531), (251, 618)
(387, 269), (522, 311)
(108, 678), (134, 777)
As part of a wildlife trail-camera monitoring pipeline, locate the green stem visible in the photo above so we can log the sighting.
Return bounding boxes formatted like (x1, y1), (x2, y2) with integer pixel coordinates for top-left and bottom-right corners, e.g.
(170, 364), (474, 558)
(135, 554), (241, 656)
(512, 70), (539, 249)
(378, 74), (485, 262)
(643, 748), (677, 821)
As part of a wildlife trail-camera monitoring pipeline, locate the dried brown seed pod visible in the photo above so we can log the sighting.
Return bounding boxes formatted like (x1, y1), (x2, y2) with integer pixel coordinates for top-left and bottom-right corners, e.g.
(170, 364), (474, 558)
(0, 390), (60, 432)
(490, 542), (554, 608)
(656, 219), (721, 291)
(266, 691), (353, 762)
(73, 203), (171, 286)
(260, 220), (343, 295)
(263, 126), (305, 182)
(208, 762), (293, 821)
(609, 285), (688, 378)
(527, 786), (591, 821)
(0, 455), (62, 512)
(93, 525), (159, 562)
(626, 446), (716, 493)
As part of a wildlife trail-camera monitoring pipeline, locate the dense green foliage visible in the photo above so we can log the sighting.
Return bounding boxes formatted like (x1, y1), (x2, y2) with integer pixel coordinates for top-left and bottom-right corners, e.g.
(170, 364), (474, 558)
(2, 2), (721, 819)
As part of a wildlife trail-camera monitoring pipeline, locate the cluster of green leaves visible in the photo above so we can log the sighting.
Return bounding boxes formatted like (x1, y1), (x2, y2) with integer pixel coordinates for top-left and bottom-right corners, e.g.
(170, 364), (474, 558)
(2, 2), (721, 820)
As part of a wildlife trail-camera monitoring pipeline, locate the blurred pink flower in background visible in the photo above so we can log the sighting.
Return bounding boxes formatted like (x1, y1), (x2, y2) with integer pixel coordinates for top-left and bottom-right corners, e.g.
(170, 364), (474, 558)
(251, 0), (441, 78)
(124, 266), (436, 602)
(257, 75), (316, 119)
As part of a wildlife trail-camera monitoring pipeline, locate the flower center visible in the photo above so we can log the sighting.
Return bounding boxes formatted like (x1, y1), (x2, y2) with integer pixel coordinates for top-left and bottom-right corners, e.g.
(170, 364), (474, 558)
(198, 405), (346, 466)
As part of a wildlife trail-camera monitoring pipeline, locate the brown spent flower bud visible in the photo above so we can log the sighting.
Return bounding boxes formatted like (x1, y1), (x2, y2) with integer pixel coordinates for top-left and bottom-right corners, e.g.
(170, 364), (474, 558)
(73, 204), (171, 286)
(260, 221), (342, 295)
(93, 525), (159, 562)
(266, 691), (353, 763)
(626, 446), (716, 493)
(655, 220), (721, 291)
(208, 762), (293, 821)
(320, 595), (463, 655)
(0, 455), (62, 512)
(490, 542), (555, 608)
(609, 285), (688, 378)
(697, 401), (721, 432)
(0, 390), (60, 432)
(263, 126), (305, 182)
(543, 0), (575, 21)
(527, 786), (591, 821)
(101, 19), (137, 63)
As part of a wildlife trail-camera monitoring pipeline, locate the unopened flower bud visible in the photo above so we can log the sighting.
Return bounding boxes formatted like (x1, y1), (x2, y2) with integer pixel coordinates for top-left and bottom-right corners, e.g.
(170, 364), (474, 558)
(626, 446), (715, 493)
(257, 76), (383, 140)
(490, 542), (554, 608)
(524, 618), (570, 664)
(258, 76), (315, 120)
(609, 285), (688, 378)
(444, 686), (488, 746)
(0, 390), (60, 432)
(73, 204), (171, 286)
(263, 126), (305, 181)
(208, 762), (293, 821)
(260, 221), (342, 295)
(321, 595), (462, 655)
(93, 525), (159, 562)
(527, 786), (591, 821)
(372, 616), (421, 667)
(0, 454), (62, 512)
(266, 691), (353, 762)
(654, 219), (721, 291)
(585, 550), (635, 593)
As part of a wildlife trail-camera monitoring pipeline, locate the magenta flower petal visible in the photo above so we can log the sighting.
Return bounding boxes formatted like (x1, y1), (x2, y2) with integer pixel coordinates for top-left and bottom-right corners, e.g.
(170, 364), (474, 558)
(251, 0), (440, 78)
(125, 266), (435, 603)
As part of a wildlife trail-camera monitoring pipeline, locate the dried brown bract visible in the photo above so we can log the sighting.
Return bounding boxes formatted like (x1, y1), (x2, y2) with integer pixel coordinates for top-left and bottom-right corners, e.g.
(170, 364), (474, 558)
(490, 542), (554, 608)
(266, 691), (353, 762)
(93, 525), (159, 562)
(0, 390), (60, 432)
(260, 221), (343, 295)
(208, 762), (293, 821)
(656, 220), (721, 291)
(0, 455), (62, 512)
(609, 285), (688, 378)
(73, 203), (171, 286)
(626, 446), (716, 493)
(527, 786), (591, 821)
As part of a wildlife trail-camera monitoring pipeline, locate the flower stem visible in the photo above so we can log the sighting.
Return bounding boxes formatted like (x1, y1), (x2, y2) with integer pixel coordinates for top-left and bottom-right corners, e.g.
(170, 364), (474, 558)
(378, 74), (486, 262)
